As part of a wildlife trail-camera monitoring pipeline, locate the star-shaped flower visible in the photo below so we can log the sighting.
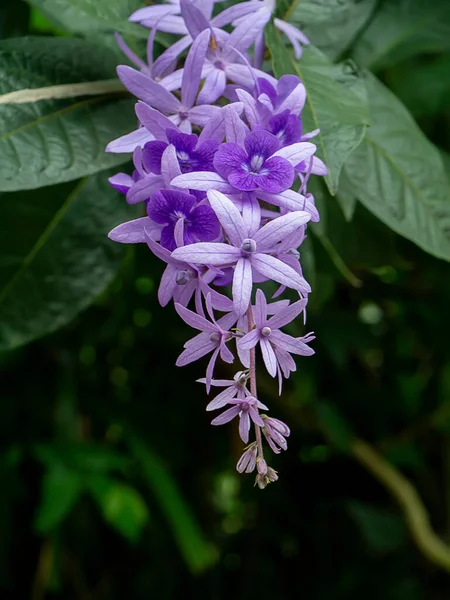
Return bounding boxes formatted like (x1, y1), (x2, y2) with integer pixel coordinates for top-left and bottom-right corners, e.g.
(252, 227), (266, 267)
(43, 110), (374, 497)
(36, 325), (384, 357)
(171, 190), (311, 315)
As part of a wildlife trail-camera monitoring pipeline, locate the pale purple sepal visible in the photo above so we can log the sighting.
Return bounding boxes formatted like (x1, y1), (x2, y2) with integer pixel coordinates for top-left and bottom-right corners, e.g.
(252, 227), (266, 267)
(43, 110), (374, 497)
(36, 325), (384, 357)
(108, 217), (162, 244)
(106, 127), (154, 154)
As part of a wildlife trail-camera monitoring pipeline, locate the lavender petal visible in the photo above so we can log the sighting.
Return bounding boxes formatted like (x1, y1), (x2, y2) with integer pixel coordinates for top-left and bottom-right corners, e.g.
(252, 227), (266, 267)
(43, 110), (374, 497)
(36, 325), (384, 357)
(260, 337), (277, 377)
(172, 242), (241, 265)
(207, 190), (246, 247)
(253, 210), (311, 250)
(251, 253), (311, 294)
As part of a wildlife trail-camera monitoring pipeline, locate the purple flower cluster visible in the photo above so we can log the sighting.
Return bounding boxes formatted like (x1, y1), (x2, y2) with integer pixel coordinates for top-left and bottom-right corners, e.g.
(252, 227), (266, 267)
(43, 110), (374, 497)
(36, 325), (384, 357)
(107, 0), (326, 488)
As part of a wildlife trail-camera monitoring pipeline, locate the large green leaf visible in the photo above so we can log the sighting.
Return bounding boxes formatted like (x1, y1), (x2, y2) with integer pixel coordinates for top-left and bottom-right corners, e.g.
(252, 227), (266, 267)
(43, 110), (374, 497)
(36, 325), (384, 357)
(0, 37), (134, 191)
(290, 0), (376, 60)
(35, 465), (83, 533)
(26, 0), (147, 38)
(386, 55), (450, 118)
(89, 476), (149, 543)
(266, 28), (370, 195)
(344, 73), (450, 262)
(0, 173), (131, 351)
(352, 0), (450, 70)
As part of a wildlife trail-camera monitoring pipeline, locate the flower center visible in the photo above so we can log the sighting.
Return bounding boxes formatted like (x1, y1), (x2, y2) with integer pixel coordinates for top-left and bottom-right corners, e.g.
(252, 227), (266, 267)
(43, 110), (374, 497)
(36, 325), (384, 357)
(240, 401), (250, 412)
(249, 154), (265, 173)
(176, 150), (190, 162)
(178, 111), (189, 121)
(209, 332), (220, 343)
(275, 128), (286, 142)
(176, 269), (193, 285)
(214, 60), (225, 70)
(241, 238), (257, 254)
(261, 326), (272, 337)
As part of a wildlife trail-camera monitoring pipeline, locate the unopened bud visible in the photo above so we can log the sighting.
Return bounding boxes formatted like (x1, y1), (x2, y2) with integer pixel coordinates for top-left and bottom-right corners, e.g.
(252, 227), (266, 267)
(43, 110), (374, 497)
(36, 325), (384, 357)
(257, 458), (268, 475)
(255, 466), (279, 489)
(236, 442), (258, 474)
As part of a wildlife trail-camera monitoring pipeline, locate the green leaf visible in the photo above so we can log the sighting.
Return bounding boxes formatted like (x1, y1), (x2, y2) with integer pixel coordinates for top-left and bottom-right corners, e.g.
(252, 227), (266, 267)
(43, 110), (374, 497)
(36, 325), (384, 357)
(386, 55), (450, 118)
(89, 476), (149, 543)
(35, 465), (83, 533)
(266, 28), (370, 194)
(344, 73), (450, 262)
(0, 173), (132, 351)
(316, 401), (353, 452)
(127, 434), (217, 573)
(0, 37), (134, 191)
(309, 180), (362, 287)
(290, 0), (376, 59)
(33, 442), (130, 473)
(336, 169), (358, 222)
(26, 0), (147, 38)
(352, 0), (450, 70)
(347, 501), (407, 552)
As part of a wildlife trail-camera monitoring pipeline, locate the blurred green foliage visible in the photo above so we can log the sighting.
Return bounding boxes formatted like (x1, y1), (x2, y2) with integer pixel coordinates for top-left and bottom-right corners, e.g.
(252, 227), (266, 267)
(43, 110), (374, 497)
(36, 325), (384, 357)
(1, 0), (450, 598)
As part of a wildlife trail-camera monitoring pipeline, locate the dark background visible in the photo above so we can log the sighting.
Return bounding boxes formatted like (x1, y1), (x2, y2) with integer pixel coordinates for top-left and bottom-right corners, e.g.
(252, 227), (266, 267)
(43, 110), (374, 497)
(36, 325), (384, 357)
(2, 1), (450, 598)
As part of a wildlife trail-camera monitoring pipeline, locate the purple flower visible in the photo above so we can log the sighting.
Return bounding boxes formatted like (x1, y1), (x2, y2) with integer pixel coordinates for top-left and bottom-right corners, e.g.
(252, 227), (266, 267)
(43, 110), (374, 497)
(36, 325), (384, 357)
(129, 0), (188, 35)
(143, 129), (218, 175)
(267, 110), (302, 146)
(238, 289), (314, 380)
(147, 189), (220, 251)
(198, 370), (250, 411)
(171, 190), (311, 315)
(258, 75), (306, 117)
(175, 295), (237, 388)
(211, 396), (267, 443)
(273, 18), (310, 60)
(197, 9), (273, 104)
(261, 415), (290, 453)
(117, 29), (219, 134)
(214, 130), (294, 193)
(146, 233), (232, 311)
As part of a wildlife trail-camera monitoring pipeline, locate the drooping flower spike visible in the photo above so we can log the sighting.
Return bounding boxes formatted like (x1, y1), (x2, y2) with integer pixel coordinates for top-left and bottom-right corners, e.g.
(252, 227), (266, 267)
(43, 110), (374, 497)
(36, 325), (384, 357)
(107, 0), (327, 488)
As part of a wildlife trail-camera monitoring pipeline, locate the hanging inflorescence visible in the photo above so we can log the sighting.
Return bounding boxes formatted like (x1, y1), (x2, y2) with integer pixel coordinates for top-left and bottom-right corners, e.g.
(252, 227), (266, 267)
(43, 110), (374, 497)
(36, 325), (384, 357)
(106, 0), (327, 488)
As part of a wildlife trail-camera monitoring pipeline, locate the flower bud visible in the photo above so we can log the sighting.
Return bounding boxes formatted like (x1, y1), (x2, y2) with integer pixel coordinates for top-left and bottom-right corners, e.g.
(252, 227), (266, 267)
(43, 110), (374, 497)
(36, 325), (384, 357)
(236, 442), (257, 473)
(255, 466), (278, 489)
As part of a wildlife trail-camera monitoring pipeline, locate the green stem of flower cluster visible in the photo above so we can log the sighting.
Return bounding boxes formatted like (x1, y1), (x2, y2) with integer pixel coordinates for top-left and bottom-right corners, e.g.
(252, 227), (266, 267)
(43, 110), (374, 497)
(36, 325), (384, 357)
(247, 306), (264, 460)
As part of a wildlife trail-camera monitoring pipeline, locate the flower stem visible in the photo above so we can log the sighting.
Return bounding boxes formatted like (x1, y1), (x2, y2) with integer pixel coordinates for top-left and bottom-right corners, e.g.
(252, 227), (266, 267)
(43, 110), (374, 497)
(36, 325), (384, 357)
(247, 306), (264, 460)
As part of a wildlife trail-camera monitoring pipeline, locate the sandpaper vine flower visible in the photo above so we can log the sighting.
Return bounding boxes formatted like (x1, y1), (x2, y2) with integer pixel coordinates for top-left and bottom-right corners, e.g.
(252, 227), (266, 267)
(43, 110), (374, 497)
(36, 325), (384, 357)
(106, 0), (327, 488)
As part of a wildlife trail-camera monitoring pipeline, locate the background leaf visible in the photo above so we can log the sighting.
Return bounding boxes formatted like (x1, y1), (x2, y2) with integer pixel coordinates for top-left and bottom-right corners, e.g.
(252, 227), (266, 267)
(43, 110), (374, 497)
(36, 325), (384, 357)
(266, 29), (370, 194)
(352, 0), (450, 70)
(89, 476), (149, 543)
(0, 1), (30, 38)
(0, 173), (133, 351)
(347, 501), (407, 552)
(25, 0), (147, 38)
(290, 0), (376, 60)
(344, 72), (450, 262)
(35, 465), (83, 533)
(128, 434), (217, 573)
(0, 37), (134, 191)
(386, 55), (450, 118)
